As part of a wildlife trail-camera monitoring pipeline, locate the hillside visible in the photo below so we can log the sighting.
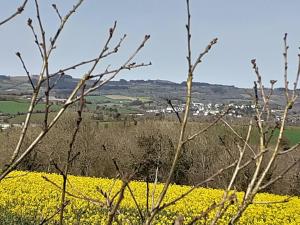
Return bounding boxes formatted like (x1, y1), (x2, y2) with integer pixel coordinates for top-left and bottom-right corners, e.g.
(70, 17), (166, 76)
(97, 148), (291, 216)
(0, 75), (291, 105)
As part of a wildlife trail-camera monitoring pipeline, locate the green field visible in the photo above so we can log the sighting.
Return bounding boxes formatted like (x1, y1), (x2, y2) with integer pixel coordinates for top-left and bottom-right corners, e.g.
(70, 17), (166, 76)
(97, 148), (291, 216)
(0, 100), (43, 115)
(85, 95), (143, 114)
(0, 100), (61, 115)
(85, 95), (112, 103)
(275, 126), (300, 145)
(246, 125), (300, 147)
(86, 95), (151, 104)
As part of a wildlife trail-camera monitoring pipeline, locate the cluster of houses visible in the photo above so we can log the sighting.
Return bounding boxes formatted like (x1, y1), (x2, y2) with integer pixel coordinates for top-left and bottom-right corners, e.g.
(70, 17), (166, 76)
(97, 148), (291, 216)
(146, 102), (257, 118)
(0, 122), (23, 130)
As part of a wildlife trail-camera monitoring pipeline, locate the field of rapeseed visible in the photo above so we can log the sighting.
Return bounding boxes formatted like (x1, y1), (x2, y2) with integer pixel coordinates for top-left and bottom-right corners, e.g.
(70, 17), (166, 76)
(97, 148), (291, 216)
(0, 171), (299, 224)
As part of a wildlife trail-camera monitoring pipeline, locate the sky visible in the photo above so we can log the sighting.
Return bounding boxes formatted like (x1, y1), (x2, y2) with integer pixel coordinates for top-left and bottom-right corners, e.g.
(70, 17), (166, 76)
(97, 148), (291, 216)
(0, 0), (300, 88)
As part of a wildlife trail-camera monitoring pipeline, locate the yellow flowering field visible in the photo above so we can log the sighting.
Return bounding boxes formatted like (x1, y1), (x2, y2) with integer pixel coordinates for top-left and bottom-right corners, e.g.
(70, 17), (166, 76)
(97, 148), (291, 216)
(0, 171), (299, 224)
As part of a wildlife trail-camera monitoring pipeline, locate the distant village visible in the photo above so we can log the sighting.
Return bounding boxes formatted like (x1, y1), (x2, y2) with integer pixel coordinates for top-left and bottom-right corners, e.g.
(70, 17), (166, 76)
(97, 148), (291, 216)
(0, 97), (294, 130)
(146, 102), (257, 118)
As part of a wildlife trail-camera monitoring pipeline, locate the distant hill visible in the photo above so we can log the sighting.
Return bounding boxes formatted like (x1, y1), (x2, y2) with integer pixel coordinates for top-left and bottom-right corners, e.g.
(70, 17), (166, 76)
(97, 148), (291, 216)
(0, 74), (294, 108)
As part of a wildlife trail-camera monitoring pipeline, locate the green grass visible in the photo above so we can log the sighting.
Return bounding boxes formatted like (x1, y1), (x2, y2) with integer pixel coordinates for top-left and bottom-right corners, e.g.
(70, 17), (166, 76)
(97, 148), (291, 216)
(248, 126), (300, 146)
(86, 95), (132, 105)
(8, 111), (94, 124)
(0, 100), (43, 115)
(275, 126), (300, 145)
(86, 95), (152, 103)
(85, 95), (111, 103)
(0, 100), (61, 115)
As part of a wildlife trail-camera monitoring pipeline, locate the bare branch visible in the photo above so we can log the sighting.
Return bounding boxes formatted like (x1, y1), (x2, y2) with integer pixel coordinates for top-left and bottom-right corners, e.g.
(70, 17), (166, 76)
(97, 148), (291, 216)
(166, 99), (182, 123)
(157, 161), (237, 212)
(49, 0), (84, 52)
(191, 38), (218, 73)
(42, 176), (105, 206)
(52, 4), (62, 22)
(0, 0), (28, 26)
(183, 109), (228, 144)
(39, 200), (69, 225)
(283, 33), (289, 101)
(251, 59), (267, 105)
(278, 141), (300, 155)
(127, 184), (145, 222)
(221, 118), (256, 156)
(49, 33), (127, 79)
(81, 34), (150, 97)
(252, 197), (292, 205)
(259, 158), (300, 191)
(27, 18), (44, 59)
(292, 51), (300, 100)
(15, 52), (35, 90)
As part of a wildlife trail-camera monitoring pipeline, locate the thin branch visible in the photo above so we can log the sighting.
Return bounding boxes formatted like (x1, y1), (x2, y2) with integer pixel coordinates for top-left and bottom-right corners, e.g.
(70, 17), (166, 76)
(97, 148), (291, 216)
(0, 0), (29, 26)
(59, 84), (85, 224)
(48, 33), (127, 79)
(292, 51), (300, 100)
(15, 52), (35, 90)
(191, 38), (218, 73)
(183, 109), (228, 144)
(187, 202), (218, 225)
(157, 161), (237, 212)
(151, 167), (159, 211)
(278, 141), (300, 155)
(186, 0), (192, 73)
(90, 62), (151, 79)
(166, 99), (182, 123)
(52, 4), (62, 22)
(252, 197), (291, 205)
(259, 158), (300, 191)
(27, 18), (44, 59)
(49, 0), (84, 53)
(283, 33), (289, 101)
(82, 34), (151, 97)
(106, 178), (129, 225)
(210, 122), (252, 225)
(127, 184), (145, 222)
(34, 0), (51, 130)
(39, 200), (69, 225)
(220, 118), (256, 156)
(42, 176), (105, 206)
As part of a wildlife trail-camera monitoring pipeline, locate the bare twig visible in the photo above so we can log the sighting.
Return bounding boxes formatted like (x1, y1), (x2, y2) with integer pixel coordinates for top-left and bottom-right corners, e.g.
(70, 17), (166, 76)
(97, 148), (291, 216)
(183, 109), (228, 144)
(221, 118), (256, 156)
(39, 200), (70, 225)
(15, 52), (35, 90)
(278, 141), (300, 155)
(283, 33), (289, 101)
(252, 197), (291, 205)
(27, 18), (44, 59)
(58, 84), (85, 224)
(128, 184), (145, 222)
(42, 176), (105, 206)
(52, 4), (62, 22)
(157, 161), (237, 212)
(0, 0), (29, 26)
(259, 158), (300, 191)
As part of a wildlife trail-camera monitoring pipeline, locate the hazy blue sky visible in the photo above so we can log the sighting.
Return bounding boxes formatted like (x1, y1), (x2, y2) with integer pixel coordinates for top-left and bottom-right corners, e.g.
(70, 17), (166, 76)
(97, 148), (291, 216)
(0, 0), (299, 87)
